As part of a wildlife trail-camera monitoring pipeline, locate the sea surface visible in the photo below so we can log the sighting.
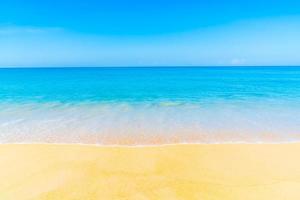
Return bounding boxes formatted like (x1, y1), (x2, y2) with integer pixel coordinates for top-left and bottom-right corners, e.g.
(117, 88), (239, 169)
(0, 67), (300, 144)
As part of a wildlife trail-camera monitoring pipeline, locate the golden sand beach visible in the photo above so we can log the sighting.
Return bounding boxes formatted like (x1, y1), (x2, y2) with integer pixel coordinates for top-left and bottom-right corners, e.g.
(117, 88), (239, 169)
(0, 143), (300, 200)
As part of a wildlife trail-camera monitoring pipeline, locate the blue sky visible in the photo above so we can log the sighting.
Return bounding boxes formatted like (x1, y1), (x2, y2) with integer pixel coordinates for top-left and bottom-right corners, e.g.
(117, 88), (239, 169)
(1, 0), (300, 67)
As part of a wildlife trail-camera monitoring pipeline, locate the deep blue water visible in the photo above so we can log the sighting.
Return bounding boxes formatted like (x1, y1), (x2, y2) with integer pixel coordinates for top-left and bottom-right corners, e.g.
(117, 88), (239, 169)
(0, 67), (300, 144)
(1, 67), (300, 103)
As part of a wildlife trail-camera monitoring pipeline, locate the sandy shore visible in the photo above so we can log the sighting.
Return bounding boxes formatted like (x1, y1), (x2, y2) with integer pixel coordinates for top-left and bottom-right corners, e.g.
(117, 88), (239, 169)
(0, 143), (300, 199)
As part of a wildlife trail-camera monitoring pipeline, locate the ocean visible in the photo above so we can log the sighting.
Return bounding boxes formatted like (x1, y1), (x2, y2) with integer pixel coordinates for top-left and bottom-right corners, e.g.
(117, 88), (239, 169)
(0, 67), (300, 144)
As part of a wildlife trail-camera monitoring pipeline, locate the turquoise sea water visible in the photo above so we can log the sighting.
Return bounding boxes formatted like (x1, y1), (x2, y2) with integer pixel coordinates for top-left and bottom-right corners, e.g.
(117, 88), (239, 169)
(0, 67), (300, 144)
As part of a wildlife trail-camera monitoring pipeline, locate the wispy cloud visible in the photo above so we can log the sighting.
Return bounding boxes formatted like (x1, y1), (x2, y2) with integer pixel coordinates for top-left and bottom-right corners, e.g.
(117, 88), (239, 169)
(1, 16), (300, 67)
(231, 58), (246, 65)
(0, 25), (63, 35)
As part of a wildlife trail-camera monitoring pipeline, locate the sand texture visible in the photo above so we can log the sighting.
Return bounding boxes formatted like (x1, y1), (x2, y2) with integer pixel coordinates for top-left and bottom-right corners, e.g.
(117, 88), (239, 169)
(0, 143), (300, 199)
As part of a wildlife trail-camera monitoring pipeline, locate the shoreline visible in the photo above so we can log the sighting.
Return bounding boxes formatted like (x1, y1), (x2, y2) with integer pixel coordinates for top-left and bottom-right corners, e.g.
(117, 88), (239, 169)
(1, 141), (300, 148)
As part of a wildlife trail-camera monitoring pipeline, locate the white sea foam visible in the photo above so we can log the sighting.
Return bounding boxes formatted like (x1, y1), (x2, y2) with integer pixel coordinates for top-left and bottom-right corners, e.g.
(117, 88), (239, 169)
(0, 101), (299, 144)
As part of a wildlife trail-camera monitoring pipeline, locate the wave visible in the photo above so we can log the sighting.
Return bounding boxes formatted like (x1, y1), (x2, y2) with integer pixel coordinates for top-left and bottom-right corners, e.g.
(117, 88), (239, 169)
(0, 101), (299, 145)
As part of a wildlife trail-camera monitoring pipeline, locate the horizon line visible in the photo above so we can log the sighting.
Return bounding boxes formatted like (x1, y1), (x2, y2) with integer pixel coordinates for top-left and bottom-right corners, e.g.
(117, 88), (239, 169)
(1, 65), (300, 69)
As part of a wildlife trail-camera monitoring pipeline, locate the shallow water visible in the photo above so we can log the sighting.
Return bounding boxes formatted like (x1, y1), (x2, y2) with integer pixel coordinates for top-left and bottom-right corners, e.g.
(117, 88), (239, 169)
(0, 67), (300, 144)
